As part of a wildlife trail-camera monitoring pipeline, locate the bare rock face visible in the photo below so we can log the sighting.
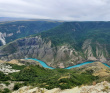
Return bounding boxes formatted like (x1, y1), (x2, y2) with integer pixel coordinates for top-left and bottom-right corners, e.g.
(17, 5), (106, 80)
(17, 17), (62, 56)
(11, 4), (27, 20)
(0, 32), (6, 45)
(82, 39), (97, 60)
(79, 81), (110, 93)
(0, 36), (83, 67)
(0, 36), (109, 68)
(0, 82), (14, 90)
(0, 63), (20, 74)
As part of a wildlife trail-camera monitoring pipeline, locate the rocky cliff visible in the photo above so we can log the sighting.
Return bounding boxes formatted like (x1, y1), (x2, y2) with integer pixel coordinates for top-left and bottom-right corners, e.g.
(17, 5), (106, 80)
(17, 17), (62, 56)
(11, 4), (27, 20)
(0, 22), (110, 67)
(0, 35), (109, 68)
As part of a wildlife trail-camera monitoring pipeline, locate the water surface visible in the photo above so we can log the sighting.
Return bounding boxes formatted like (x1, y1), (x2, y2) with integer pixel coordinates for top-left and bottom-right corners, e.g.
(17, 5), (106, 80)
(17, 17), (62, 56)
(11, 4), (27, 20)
(25, 58), (110, 69)
(25, 58), (54, 69)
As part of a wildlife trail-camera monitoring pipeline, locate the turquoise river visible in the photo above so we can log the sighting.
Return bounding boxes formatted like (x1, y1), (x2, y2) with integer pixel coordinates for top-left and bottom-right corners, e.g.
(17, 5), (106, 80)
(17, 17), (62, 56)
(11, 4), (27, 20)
(25, 58), (110, 69)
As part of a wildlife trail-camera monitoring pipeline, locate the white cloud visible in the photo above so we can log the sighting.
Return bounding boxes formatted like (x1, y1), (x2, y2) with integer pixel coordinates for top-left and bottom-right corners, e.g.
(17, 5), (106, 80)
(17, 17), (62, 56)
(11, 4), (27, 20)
(0, 0), (110, 21)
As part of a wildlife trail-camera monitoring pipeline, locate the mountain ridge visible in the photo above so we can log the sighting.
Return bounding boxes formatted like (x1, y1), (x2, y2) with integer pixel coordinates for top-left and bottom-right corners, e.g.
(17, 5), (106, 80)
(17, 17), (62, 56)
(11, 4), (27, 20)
(0, 22), (110, 67)
(0, 20), (62, 46)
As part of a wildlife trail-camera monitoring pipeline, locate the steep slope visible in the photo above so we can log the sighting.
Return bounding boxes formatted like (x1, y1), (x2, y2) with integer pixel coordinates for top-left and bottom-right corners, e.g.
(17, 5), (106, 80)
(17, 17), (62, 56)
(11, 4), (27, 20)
(0, 36), (84, 67)
(0, 22), (110, 67)
(0, 21), (62, 45)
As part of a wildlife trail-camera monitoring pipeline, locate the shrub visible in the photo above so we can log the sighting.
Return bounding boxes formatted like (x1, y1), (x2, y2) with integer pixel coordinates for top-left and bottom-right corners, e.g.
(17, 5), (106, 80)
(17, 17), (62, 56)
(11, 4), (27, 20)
(4, 82), (10, 86)
(13, 83), (23, 90)
(3, 88), (11, 93)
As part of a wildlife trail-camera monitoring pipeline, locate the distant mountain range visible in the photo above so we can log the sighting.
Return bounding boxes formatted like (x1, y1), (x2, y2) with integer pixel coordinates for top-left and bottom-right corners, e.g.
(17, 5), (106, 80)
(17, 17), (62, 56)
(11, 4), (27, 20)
(0, 17), (64, 22)
(0, 17), (29, 22)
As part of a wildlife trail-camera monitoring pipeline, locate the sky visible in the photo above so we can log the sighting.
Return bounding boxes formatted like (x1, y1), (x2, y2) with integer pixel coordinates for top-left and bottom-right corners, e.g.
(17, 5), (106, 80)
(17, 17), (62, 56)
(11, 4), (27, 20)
(0, 0), (110, 21)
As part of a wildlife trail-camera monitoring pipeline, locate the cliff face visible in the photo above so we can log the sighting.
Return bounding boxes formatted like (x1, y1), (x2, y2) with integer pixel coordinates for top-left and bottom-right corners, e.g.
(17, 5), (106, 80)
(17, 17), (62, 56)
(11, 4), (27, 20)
(0, 36), (109, 68)
(82, 39), (108, 62)
(0, 32), (6, 45)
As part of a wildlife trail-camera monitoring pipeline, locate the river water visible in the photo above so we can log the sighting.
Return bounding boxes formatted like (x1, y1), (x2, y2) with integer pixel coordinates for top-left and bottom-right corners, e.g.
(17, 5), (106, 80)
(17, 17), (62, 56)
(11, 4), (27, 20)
(25, 58), (110, 69)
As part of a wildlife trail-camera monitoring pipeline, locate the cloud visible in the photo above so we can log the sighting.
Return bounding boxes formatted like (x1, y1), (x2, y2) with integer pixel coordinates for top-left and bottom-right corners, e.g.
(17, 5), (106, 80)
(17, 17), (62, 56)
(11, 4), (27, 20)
(0, 0), (110, 21)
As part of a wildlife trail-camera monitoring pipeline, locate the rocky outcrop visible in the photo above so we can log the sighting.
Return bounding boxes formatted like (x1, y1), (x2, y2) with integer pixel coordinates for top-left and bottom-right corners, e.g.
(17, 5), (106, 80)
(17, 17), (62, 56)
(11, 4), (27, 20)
(0, 63), (20, 74)
(0, 36), (110, 68)
(79, 81), (110, 93)
(0, 82), (14, 90)
(12, 81), (110, 93)
(82, 39), (108, 62)
(0, 36), (83, 67)
(0, 32), (6, 45)
(82, 39), (97, 60)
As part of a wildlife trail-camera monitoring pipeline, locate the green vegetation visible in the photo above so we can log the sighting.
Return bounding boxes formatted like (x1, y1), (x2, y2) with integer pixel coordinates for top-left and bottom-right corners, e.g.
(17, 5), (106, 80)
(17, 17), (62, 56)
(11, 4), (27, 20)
(0, 88), (11, 93)
(38, 22), (110, 56)
(7, 65), (98, 90)
(0, 71), (10, 81)
(1, 63), (110, 90)
(4, 81), (10, 86)
(0, 21), (61, 45)
(13, 83), (23, 90)
(6, 63), (26, 70)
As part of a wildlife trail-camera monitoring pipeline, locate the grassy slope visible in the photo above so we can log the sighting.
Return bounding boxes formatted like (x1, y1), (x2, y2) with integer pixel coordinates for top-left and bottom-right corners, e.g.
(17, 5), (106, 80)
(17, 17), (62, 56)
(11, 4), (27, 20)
(7, 65), (98, 90)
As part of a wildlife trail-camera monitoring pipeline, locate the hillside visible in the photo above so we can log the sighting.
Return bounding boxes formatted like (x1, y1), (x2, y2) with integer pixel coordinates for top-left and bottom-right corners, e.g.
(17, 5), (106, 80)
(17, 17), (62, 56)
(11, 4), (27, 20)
(12, 81), (110, 93)
(0, 21), (62, 46)
(0, 61), (110, 93)
(0, 22), (110, 67)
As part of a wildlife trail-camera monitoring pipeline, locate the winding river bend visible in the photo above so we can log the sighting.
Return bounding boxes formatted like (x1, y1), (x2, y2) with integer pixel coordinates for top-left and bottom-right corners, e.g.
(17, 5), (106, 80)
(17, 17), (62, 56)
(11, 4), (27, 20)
(25, 58), (110, 69)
